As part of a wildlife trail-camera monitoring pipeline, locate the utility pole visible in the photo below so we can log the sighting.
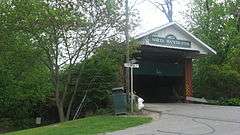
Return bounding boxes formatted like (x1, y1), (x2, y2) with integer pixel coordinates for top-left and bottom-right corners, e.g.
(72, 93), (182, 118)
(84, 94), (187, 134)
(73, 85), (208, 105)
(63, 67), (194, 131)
(124, 0), (131, 112)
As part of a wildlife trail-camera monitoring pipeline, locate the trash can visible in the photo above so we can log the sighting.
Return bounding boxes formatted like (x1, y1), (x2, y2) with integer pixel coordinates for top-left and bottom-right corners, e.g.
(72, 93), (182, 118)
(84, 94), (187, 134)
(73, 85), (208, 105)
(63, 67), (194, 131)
(112, 87), (127, 114)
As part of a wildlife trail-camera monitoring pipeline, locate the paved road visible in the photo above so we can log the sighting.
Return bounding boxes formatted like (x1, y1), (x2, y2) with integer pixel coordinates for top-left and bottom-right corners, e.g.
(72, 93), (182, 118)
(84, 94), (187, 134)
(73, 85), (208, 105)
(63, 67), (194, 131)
(108, 103), (240, 135)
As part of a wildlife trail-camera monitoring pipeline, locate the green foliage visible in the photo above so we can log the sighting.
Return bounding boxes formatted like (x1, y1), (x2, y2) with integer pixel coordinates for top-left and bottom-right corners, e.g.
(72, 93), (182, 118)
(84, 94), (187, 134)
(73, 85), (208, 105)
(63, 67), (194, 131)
(0, 0), (129, 125)
(194, 64), (240, 99)
(60, 40), (140, 118)
(95, 108), (114, 115)
(190, 0), (240, 100)
(0, 0), (53, 129)
(71, 41), (127, 114)
(218, 98), (240, 106)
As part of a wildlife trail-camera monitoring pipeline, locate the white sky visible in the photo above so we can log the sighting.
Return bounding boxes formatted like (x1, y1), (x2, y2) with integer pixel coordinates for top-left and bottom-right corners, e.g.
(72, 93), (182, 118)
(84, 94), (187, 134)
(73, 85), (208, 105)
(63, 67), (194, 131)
(130, 0), (191, 35)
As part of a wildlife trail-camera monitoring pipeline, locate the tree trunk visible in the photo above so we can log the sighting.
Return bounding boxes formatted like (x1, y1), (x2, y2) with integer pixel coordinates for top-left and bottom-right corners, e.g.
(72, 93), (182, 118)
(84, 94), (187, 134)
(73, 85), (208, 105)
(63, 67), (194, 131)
(66, 79), (79, 120)
(53, 64), (67, 122)
(56, 101), (66, 122)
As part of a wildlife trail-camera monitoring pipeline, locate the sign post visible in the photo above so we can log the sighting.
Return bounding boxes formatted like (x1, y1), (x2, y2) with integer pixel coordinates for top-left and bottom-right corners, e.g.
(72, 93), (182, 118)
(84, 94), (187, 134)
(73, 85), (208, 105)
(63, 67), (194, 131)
(124, 62), (139, 113)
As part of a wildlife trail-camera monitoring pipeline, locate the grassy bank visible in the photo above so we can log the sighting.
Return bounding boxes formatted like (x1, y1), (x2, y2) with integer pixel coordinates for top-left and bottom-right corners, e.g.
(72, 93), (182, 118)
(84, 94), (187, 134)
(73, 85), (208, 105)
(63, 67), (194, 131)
(2, 116), (152, 135)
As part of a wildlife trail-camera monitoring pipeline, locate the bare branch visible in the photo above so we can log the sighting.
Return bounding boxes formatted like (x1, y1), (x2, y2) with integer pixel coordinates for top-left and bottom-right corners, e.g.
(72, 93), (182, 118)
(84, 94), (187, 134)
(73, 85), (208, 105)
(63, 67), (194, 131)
(147, 0), (173, 22)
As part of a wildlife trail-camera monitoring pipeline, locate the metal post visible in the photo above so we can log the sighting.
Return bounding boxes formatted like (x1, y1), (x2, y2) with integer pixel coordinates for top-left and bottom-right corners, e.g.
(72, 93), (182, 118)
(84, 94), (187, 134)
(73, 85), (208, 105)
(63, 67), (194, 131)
(124, 0), (131, 112)
(124, 62), (139, 113)
(130, 66), (134, 113)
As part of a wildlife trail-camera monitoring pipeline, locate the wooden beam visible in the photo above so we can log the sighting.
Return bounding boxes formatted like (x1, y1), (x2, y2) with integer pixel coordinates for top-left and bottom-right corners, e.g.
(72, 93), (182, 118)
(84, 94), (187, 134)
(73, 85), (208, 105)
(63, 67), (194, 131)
(185, 59), (193, 98)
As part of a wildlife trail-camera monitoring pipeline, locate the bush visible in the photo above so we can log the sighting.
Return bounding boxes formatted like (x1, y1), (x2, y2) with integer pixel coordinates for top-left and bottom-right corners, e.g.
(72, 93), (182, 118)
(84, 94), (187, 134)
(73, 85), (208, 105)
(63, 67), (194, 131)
(193, 64), (240, 100)
(218, 98), (240, 106)
(69, 41), (139, 117)
(70, 42), (126, 117)
(13, 118), (36, 129)
(95, 108), (114, 115)
(0, 63), (52, 130)
(0, 118), (14, 133)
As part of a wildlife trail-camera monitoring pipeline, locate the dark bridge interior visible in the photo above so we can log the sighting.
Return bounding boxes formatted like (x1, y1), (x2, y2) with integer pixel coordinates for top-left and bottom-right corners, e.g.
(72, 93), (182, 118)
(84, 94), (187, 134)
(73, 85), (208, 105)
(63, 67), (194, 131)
(134, 75), (184, 103)
(133, 46), (194, 103)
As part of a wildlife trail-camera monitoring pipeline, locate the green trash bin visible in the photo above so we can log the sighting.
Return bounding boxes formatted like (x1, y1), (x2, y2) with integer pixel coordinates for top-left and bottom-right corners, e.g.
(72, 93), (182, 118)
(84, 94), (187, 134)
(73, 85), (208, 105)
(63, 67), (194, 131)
(112, 87), (127, 114)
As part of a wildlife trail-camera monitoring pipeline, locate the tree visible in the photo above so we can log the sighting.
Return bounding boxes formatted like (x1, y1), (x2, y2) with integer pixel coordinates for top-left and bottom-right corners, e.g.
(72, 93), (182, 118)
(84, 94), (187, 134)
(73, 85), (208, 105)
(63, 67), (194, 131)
(30, 0), (125, 122)
(0, 0), (52, 128)
(0, 0), (125, 122)
(188, 0), (240, 99)
(147, 0), (174, 22)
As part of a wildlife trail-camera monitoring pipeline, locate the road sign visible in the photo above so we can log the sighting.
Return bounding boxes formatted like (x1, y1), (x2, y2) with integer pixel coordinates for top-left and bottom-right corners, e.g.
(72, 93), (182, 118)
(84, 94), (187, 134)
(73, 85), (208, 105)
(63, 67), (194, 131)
(124, 63), (139, 68)
(132, 64), (139, 68)
(124, 63), (131, 68)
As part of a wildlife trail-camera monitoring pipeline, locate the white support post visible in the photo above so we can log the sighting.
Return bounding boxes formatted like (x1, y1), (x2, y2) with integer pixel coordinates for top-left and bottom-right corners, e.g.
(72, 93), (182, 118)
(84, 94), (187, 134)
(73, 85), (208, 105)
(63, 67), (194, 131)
(124, 62), (139, 113)
(130, 67), (134, 113)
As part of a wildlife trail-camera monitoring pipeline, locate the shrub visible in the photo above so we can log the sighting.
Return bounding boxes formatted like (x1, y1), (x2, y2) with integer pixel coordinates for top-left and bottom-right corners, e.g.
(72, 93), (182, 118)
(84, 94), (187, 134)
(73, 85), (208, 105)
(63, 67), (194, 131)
(70, 42), (126, 117)
(95, 108), (114, 115)
(218, 98), (240, 106)
(193, 64), (240, 100)
(69, 41), (139, 118)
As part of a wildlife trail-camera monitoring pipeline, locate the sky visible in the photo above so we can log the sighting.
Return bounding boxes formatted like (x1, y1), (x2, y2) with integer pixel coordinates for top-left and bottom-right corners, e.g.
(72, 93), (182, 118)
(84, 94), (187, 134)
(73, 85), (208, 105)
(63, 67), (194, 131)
(130, 0), (191, 35)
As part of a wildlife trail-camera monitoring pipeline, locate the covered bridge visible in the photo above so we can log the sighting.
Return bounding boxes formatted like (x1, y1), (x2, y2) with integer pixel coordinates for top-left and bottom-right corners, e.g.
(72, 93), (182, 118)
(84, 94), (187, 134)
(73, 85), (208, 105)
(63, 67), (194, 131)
(133, 22), (216, 103)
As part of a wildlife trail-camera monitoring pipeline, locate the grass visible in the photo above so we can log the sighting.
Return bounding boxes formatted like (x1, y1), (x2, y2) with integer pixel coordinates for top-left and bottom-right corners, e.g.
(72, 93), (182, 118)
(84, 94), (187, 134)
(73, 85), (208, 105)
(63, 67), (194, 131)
(2, 116), (152, 135)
